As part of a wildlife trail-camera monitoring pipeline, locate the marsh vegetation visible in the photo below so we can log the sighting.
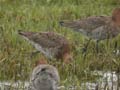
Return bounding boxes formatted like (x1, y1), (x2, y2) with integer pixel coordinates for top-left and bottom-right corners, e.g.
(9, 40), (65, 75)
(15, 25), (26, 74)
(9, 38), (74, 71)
(0, 0), (120, 89)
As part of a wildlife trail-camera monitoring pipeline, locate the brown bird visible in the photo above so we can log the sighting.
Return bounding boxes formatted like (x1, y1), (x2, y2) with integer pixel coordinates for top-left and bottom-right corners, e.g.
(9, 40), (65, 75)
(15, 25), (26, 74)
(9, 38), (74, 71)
(34, 56), (48, 67)
(59, 16), (110, 36)
(28, 64), (60, 90)
(18, 30), (72, 63)
(90, 8), (120, 41)
(60, 8), (120, 53)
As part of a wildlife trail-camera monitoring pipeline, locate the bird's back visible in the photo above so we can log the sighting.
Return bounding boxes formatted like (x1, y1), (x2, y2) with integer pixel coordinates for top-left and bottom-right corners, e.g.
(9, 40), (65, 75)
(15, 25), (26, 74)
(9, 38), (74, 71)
(28, 32), (69, 49)
(18, 31), (70, 59)
(60, 16), (110, 32)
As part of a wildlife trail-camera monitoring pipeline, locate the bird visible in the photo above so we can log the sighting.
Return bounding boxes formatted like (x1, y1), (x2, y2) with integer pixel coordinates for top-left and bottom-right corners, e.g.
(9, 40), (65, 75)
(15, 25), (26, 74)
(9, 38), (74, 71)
(90, 8), (120, 41)
(59, 8), (120, 53)
(28, 64), (60, 90)
(18, 30), (73, 63)
(59, 16), (111, 36)
(34, 56), (48, 67)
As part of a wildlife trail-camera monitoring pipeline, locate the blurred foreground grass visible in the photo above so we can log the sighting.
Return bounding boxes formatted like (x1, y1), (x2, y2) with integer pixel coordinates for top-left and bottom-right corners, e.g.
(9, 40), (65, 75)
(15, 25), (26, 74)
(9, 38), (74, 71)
(0, 0), (120, 87)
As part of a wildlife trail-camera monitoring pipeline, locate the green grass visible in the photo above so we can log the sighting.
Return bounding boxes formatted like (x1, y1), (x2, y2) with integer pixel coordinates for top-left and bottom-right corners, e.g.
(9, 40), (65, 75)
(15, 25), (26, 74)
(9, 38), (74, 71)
(0, 0), (120, 89)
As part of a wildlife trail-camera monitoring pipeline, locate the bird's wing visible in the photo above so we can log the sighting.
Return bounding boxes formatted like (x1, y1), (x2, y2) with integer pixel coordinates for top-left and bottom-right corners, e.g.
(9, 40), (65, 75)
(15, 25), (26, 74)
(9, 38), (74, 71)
(91, 22), (120, 40)
(90, 25), (107, 40)
(60, 16), (111, 31)
(29, 32), (67, 49)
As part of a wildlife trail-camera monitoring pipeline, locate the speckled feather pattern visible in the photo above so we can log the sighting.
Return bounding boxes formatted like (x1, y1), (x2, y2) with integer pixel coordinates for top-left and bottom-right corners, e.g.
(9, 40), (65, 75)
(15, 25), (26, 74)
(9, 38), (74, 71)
(60, 8), (120, 41)
(60, 16), (111, 33)
(28, 64), (60, 90)
(90, 22), (120, 40)
(18, 31), (71, 60)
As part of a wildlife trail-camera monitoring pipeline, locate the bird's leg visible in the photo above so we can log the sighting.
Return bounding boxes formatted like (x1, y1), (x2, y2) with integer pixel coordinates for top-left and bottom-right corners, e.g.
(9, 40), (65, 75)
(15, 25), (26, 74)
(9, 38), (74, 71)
(96, 40), (100, 53)
(82, 38), (92, 54)
(82, 38), (91, 60)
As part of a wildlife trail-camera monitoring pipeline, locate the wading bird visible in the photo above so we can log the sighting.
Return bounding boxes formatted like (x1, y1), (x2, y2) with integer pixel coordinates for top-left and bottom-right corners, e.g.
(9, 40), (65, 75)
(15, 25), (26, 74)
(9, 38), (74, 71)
(59, 8), (120, 53)
(18, 30), (72, 63)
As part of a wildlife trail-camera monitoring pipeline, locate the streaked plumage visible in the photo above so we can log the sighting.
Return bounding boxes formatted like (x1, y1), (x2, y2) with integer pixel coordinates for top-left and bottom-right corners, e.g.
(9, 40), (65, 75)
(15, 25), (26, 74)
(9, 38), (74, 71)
(60, 8), (120, 53)
(18, 31), (72, 63)
(90, 21), (120, 40)
(60, 16), (111, 37)
(28, 64), (60, 90)
(60, 8), (120, 41)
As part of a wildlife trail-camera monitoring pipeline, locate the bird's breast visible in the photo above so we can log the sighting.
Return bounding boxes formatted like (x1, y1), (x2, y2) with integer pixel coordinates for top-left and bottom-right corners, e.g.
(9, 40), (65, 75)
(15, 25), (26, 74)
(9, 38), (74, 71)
(30, 41), (56, 59)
